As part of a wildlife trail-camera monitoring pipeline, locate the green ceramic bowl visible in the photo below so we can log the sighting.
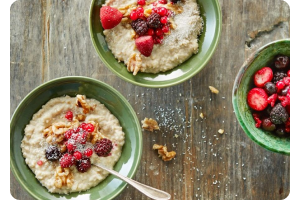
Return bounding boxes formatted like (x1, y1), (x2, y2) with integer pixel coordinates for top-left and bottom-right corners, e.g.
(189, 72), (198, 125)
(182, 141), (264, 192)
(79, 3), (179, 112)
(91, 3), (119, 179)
(232, 39), (290, 155)
(10, 76), (143, 199)
(89, 0), (222, 88)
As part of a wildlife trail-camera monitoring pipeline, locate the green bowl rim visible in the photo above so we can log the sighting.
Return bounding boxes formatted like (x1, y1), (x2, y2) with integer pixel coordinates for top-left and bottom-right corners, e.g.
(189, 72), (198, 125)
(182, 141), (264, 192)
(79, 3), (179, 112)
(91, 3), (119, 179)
(10, 76), (143, 199)
(88, 0), (222, 88)
(232, 38), (290, 155)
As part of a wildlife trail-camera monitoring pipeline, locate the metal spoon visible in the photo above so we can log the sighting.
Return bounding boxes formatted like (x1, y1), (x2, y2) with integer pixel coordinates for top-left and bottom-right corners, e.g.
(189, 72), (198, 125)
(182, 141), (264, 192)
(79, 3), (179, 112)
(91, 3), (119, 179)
(93, 163), (171, 200)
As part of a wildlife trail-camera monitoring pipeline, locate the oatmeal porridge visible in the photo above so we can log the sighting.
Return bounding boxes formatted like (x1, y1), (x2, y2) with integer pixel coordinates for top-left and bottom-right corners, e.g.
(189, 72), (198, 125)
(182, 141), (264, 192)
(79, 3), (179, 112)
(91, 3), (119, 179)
(21, 95), (125, 194)
(100, 0), (203, 75)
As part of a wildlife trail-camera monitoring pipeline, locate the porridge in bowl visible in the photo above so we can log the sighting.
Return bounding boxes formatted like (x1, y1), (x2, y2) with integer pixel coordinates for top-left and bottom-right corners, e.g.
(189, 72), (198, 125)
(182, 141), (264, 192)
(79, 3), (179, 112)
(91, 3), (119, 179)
(21, 95), (125, 194)
(100, 0), (203, 75)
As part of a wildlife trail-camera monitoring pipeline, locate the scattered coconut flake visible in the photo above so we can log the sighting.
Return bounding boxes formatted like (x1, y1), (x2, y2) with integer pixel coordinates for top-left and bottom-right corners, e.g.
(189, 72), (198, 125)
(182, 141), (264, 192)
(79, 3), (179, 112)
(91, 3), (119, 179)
(209, 86), (219, 94)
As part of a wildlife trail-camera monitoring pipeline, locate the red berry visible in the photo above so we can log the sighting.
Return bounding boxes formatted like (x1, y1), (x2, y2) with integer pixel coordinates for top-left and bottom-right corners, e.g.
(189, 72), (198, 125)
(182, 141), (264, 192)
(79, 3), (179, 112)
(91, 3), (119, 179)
(162, 25), (169, 33)
(282, 77), (290, 86)
(84, 148), (93, 157)
(167, 10), (174, 17)
(278, 93), (290, 107)
(65, 111), (73, 121)
(155, 29), (163, 36)
(94, 138), (113, 157)
(287, 70), (290, 77)
(157, 7), (167, 16)
(158, 34), (164, 39)
(135, 36), (154, 57)
(137, 7), (144, 14)
(79, 123), (87, 129)
(252, 113), (262, 128)
(276, 81), (285, 91)
(152, 7), (158, 13)
(66, 142), (76, 152)
(76, 158), (91, 173)
(158, 0), (168, 4)
(64, 129), (74, 139)
(267, 94), (277, 107)
(147, 28), (154, 35)
(73, 151), (82, 160)
(37, 160), (43, 166)
(60, 153), (75, 168)
(160, 16), (168, 24)
(83, 123), (95, 132)
(130, 10), (138, 20)
(153, 2), (158, 6)
(100, 6), (123, 29)
(137, 0), (146, 5)
(247, 88), (268, 111)
(253, 67), (273, 88)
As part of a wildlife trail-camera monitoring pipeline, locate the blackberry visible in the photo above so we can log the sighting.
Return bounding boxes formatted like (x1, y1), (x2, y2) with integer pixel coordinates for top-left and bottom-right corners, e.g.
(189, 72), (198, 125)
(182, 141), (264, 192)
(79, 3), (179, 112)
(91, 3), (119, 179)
(273, 71), (287, 83)
(270, 103), (289, 124)
(170, 0), (181, 3)
(45, 145), (61, 161)
(76, 158), (91, 173)
(131, 19), (148, 36)
(147, 13), (162, 29)
(94, 138), (113, 157)
(275, 55), (289, 69)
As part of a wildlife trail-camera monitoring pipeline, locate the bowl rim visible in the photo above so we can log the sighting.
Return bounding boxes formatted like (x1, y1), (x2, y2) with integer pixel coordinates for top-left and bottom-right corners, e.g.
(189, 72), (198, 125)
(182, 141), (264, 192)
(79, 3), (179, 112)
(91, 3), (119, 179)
(10, 76), (143, 199)
(88, 0), (222, 88)
(232, 38), (290, 155)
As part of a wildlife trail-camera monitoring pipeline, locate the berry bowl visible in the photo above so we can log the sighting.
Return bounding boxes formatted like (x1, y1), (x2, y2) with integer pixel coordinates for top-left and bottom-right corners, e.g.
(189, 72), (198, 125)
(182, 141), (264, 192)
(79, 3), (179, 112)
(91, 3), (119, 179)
(10, 76), (142, 199)
(89, 0), (222, 88)
(232, 39), (290, 155)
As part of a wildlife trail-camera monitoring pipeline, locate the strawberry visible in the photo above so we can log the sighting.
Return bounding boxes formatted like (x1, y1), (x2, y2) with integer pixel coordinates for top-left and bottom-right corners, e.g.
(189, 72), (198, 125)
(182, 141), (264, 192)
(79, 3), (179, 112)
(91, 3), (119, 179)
(100, 6), (123, 29)
(247, 88), (268, 111)
(253, 67), (273, 87)
(135, 36), (154, 57)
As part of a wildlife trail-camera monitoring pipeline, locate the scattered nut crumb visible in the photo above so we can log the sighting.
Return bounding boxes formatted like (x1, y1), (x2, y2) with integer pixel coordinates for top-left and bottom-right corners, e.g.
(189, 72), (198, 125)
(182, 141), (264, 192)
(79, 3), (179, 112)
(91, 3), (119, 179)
(218, 129), (224, 134)
(209, 86), (219, 94)
(200, 113), (204, 119)
(174, 134), (179, 138)
(141, 118), (160, 132)
(153, 144), (176, 161)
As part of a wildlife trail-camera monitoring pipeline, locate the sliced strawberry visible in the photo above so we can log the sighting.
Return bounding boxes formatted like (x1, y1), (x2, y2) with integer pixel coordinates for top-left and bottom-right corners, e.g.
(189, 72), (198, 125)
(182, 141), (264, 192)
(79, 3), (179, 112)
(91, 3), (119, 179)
(100, 6), (123, 29)
(247, 88), (268, 111)
(135, 36), (154, 57)
(253, 67), (273, 87)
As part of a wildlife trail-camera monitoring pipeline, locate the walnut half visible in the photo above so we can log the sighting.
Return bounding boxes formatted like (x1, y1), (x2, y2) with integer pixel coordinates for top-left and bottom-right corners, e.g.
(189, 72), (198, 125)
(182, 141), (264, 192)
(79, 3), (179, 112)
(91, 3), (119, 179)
(54, 166), (74, 189)
(76, 95), (92, 114)
(153, 144), (176, 161)
(141, 118), (160, 132)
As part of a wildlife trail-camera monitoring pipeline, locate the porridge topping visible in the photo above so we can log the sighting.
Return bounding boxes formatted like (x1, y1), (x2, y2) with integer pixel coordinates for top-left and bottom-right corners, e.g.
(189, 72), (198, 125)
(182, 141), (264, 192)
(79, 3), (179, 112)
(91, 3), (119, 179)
(21, 95), (125, 194)
(141, 117), (160, 131)
(100, 0), (203, 74)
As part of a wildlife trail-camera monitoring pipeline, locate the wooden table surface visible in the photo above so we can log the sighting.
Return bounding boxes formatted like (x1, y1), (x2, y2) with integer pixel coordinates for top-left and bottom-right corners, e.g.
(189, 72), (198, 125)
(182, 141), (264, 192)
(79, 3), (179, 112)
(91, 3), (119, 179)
(10, 0), (290, 199)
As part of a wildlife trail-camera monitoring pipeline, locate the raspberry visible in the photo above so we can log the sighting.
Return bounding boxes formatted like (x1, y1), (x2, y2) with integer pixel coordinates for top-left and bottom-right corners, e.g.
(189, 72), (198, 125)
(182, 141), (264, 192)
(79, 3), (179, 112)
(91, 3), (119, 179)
(84, 148), (93, 157)
(37, 160), (43, 166)
(45, 145), (61, 161)
(267, 94), (277, 107)
(157, 7), (167, 16)
(160, 16), (168, 24)
(94, 138), (113, 157)
(76, 158), (91, 173)
(73, 151), (82, 160)
(136, 7), (144, 17)
(147, 13), (162, 29)
(83, 123), (95, 132)
(60, 153), (75, 168)
(252, 113), (262, 128)
(64, 129), (74, 139)
(137, 0), (146, 6)
(66, 142), (76, 152)
(278, 93), (290, 107)
(162, 25), (169, 33)
(130, 10), (138, 21)
(131, 19), (148, 35)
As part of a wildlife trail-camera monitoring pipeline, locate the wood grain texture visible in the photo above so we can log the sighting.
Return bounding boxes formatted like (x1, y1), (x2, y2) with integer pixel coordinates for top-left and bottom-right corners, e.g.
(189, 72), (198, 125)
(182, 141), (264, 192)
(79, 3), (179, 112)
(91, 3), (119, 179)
(10, 0), (290, 199)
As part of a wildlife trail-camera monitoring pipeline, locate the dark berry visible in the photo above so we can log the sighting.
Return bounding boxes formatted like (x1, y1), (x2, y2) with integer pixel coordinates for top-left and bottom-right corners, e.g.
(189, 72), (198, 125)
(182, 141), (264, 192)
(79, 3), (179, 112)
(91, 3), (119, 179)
(76, 158), (91, 173)
(273, 71), (287, 83)
(275, 55), (289, 69)
(170, 0), (181, 3)
(275, 128), (287, 137)
(45, 145), (61, 161)
(281, 86), (290, 96)
(270, 103), (289, 124)
(147, 13), (162, 29)
(94, 138), (113, 157)
(131, 19), (148, 35)
(263, 82), (276, 95)
(60, 153), (75, 168)
(65, 111), (73, 121)
(262, 118), (276, 132)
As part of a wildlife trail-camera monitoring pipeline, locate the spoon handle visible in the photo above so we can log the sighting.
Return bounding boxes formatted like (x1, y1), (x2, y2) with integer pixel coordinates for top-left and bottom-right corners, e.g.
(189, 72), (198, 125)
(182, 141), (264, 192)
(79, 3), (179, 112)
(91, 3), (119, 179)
(93, 163), (171, 200)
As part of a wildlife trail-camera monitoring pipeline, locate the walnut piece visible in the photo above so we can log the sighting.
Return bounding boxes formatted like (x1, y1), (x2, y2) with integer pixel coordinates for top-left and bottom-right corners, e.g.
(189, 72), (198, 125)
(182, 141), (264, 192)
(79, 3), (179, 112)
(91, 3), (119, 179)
(75, 114), (86, 121)
(54, 166), (74, 189)
(87, 121), (104, 144)
(141, 118), (160, 132)
(76, 95), (92, 114)
(153, 144), (176, 161)
(218, 129), (224, 134)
